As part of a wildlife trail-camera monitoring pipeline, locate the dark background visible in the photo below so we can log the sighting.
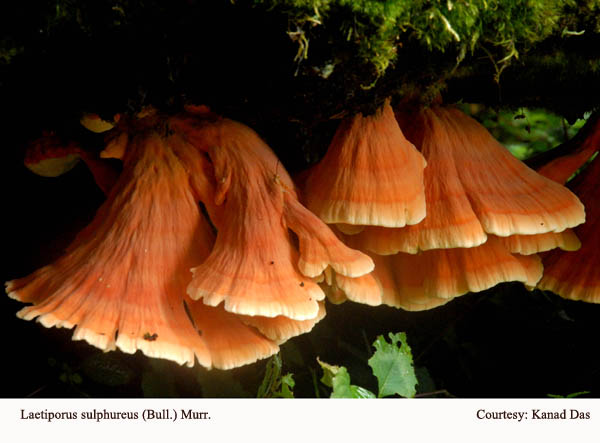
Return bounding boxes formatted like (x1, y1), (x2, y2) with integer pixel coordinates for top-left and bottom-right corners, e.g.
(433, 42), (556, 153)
(1, 0), (600, 398)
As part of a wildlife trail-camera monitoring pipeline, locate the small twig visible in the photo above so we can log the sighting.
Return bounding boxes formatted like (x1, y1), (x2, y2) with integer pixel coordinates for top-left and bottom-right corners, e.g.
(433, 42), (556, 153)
(415, 389), (455, 398)
(26, 385), (48, 398)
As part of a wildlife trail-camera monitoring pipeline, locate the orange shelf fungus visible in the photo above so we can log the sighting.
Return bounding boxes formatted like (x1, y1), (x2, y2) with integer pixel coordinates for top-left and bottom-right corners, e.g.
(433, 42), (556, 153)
(311, 229), (383, 307)
(351, 237), (542, 311)
(6, 116), (293, 369)
(496, 115), (600, 258)
(24, 132), (119, 195)
(535, 113), (600, 185)
(498, 230), (581, 255)
(316, 263), (383, 307)
(80, 113), (119, 133)
(174, 113), (374, 320)
(301, 99), (427, 231)
(353, 105), (585, 255)
(24, 132), (82, 178)
(239, 302), (327, 344)
(325, 103), (581, 308)
(538, 155), (600, 303)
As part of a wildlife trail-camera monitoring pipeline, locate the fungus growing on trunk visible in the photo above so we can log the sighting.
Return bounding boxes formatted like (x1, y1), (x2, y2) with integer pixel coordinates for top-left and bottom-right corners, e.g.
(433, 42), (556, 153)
(6, 117), (290, 369)
(327, 103), (581, 307)
(353, 105), (585, 255)
(538, 155), (600, 303)
(301, 99), (426, 231)
(174, 113), (374, 320)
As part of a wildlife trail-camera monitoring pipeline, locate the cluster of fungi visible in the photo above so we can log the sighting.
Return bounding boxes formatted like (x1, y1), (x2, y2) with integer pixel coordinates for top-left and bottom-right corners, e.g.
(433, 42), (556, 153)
(5, 99), (599, 370)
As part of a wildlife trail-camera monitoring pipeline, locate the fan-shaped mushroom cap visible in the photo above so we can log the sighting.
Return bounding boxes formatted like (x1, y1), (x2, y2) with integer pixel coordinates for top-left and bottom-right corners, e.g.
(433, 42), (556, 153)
(353, 105), (585, 255)
(315, 265), (382, 306)
(6, 126), (280, 369)
(183, 302), (279, 370)
(538, 155), (600, 302)
(497, 118), (600, 257)
(499, 230), (581, 255)
(177, 114), (372, 320)
(535, 115), (600, 185)
(24, 133), (82, 178)
(351, 106), (486, 254)
(282, 193), (374, 278)
(365, 253), (449, 311)
(80, 113), (118, 133)
(336, 223), (365, 235)
(24, 132), (119, 195)
(239, 302), (327, 344)
(332, 272), (382, 306)
(302, 99), (426, 229)
(363, 236), (543, 310)
(437, 107), (585, 236)
(179, 116), (324, 320)
(310, 228), (381, 306)
(101, 132), (129, 160)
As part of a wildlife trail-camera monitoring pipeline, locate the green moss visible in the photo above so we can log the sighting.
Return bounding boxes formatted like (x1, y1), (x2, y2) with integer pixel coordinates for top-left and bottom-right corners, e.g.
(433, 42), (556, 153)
(254, 0), (590, 80)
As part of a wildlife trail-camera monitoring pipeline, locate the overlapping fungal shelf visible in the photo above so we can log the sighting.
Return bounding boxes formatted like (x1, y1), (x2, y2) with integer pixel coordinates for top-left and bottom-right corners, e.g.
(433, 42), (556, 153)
(6, 109), (373, 369)
(4, 101), (595, 369)
(299, 102), (585, 310)
(537, 146), (600, 303)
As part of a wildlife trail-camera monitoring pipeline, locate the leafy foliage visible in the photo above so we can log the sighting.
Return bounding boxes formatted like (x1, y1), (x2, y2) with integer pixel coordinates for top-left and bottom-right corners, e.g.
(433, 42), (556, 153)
(547, 391), (591, 398)
(461, 104), (588, 160)
(318, 358), (376, 398)
(368, 332), (418, 398)
(257, 354), (295, 398)
(318, 331), (418, 398)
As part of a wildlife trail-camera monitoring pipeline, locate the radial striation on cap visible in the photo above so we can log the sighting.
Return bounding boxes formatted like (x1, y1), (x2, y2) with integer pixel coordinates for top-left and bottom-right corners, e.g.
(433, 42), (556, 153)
(6, 126), (280, 369)
(302, 99), (427, 229)
(538, 155), (600, 302)
(363, 236), (543, 310)
(239, 302), (327, 344)
(436, 106), (585, 236)
(352, 105), (585, 255)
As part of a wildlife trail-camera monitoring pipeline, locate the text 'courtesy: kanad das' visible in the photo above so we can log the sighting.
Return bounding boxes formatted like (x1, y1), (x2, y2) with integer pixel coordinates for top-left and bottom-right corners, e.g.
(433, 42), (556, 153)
(477, 408), (591, 422)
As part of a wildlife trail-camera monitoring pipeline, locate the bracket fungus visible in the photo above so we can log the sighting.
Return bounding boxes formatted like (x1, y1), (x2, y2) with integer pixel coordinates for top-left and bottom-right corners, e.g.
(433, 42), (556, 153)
(23, 131), (119, 195)
(173, 112), (374, 321)
(319, 104), (583, 308)
(336, 235), (543, 311)
(538, 154), (600, 303)
(381, 237), (543, 309)
(302, 99), (427, 232)
(24, 132), (82, 178)
(495, 116), (600, 259)
(6, 113), (333, 369)
(534, 113), (600, 185)
(353, 105), (585, 256)
(80, 113), (119, 133)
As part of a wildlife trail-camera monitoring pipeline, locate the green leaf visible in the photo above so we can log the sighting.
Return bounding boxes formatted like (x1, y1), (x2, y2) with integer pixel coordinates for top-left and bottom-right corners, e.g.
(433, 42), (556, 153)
(368, 332), (418, 398)
(318, 358), (376, 399)
(257, 354), (295, 398)
(548, 391), (590, 398)
(279, 374), (296, 399)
